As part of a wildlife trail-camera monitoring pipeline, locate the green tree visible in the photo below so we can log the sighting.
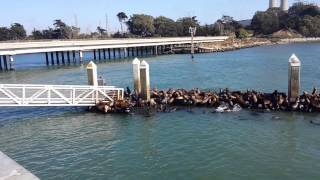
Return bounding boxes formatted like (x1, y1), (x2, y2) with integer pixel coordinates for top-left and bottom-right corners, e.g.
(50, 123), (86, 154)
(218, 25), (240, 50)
(298, 15), (320, 37)
(117, 12), (128, 34)
(154, 16), (178, 37)
(53, 19), (72, 39)
(176, 16), (199, 36)
(10, 23), (26, 40)
(236, 28), (249, 39)
(127, 14), (155, 37)
(0, 27), (11, 41)
(251, 8), (283, 35)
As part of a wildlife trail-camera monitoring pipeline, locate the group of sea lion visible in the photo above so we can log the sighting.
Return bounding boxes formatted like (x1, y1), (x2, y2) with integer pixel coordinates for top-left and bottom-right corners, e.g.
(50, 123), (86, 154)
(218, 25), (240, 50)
(94, 87), (320, 114)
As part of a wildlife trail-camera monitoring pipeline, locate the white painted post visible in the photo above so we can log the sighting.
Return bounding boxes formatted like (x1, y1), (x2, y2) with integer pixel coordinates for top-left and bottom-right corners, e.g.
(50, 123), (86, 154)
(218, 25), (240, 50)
(140, 60), (150, 101)
(87, 61), (98, 86)
(132, 58), (141, 95)
(9, 55), (15, 70)
(155, 46), (158, 56)
(288, 54), (301, 103)
(79, 50), (84, 65)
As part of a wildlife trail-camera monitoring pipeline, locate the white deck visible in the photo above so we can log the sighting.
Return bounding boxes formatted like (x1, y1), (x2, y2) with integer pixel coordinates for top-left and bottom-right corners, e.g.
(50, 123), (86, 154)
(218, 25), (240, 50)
(0, 84), (124, 107)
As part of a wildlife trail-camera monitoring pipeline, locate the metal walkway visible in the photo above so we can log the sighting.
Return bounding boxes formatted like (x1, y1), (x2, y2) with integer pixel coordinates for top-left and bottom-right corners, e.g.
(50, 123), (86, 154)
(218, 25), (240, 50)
(0, 84), (124, 107)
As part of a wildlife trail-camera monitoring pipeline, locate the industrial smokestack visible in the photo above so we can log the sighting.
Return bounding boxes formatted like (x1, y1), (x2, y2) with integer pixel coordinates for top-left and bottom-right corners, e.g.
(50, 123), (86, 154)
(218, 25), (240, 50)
(269, 0), (277, 8)
(281, 0), (289, 11)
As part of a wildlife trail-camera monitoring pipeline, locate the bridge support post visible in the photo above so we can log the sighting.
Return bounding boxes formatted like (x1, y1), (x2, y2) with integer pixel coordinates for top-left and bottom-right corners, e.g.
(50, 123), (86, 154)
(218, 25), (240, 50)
(61, 51), (65, 65)
(67, 51), (71, 64)
(124, 48), (128, 58)
(132, 58), (141, 94)
(93, 49), (97, 61)
(118, 48), (121, 59)
(51, 52), (54, 65)
(98, 49), (101, 61)
(56, 52), (60, 65)
(0, 56), (2, 70)
(3, 55), (8, 70)
(113, 49), (116, 59)
(87, 61), (98, 86)
(108, 49), (111, 60)
(9, 55), (15, 70)
(103, 49), (106, 60)
(79, 50), (84, 65)
(140, 60), (150, 101)
(155, 46), (158, 56)
(72, 51), (76, 63)
(288, 54), (301, 104)
(45, 52), (49, 66)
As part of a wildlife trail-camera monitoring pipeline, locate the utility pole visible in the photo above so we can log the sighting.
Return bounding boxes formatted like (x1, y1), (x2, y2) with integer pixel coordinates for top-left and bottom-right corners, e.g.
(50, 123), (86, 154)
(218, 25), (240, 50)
(189, 26), (197, 59)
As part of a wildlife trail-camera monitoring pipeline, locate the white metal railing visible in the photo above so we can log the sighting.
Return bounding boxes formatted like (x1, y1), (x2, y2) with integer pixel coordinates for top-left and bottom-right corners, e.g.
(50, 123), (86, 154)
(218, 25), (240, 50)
(0, 84), (124, 107)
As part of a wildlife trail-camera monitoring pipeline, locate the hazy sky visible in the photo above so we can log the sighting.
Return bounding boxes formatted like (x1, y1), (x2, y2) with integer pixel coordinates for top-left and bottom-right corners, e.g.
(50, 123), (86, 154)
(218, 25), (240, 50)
(0, 0), (316, 34)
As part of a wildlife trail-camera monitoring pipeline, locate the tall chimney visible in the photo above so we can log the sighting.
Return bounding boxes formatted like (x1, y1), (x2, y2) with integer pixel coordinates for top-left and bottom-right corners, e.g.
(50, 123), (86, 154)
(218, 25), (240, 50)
(269, 0), (277, 8)
(281, 0), (289, 11)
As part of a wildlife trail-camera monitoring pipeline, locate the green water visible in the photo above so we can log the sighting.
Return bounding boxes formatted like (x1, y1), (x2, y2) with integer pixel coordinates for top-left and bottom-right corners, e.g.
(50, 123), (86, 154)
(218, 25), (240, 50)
(0, 43), (320, 179)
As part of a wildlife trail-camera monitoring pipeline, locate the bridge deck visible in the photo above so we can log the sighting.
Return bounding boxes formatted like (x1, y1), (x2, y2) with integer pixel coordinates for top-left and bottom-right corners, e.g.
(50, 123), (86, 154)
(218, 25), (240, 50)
(0, 36), (229, 55)
(0, 84), (124, 107)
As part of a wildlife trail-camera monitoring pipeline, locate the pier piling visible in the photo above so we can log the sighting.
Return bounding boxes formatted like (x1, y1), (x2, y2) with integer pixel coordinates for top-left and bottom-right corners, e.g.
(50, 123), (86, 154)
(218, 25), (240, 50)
(50, 52), (54, 65)
(87, 61), (98, 86)
(9, 55), (15, 70)
(3, 55), (8, 70)
(93, 49), (97, 61)
(79, 50), (84, 64)
(56, 52), (60, 65)
(288, 54), (301, 103)
(72, 51), (76, 63)
(67, 51), (71, 64)
(45, 52), (49, 66)
(140, 60), (150, 101)
(61, 51), (65, 65)
(132, 58), (141, 94)
(0, 56), (2, 70)
(103, 49), (106, 60)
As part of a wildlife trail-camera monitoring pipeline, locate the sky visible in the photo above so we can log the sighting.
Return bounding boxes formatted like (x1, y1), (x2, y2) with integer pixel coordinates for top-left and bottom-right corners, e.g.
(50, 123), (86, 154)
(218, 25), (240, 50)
(0, 0), (317, 34)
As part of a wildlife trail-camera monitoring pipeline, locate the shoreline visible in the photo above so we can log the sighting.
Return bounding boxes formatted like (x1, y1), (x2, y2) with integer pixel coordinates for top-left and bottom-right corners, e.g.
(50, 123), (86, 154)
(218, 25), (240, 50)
(194, 37), (320, 53)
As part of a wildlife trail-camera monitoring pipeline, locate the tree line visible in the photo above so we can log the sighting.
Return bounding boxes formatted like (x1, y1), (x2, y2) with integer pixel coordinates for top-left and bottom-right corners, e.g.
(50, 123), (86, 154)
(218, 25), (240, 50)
(251, 2), (320, 37)
(0, 2), (319, 41)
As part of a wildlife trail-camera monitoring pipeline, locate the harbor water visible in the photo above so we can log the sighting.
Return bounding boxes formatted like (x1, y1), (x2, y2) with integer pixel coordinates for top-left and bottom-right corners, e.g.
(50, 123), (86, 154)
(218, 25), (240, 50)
(0, 43), (320, 179)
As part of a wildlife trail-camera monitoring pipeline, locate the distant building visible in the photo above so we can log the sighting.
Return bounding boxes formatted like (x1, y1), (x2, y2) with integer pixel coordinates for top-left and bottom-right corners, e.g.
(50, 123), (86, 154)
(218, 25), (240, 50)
(269, 0), (277, 8)
(280, 0), (289, 11)
(269, 0), (288, 11)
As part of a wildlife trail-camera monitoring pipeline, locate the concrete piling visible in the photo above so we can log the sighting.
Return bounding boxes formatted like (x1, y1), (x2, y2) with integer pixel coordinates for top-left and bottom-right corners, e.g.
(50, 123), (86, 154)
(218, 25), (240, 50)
(9, 55), (15, 70)
(45, 52), (49, 66)
(79, 50), (84, 64)
(288, 54), (301, 103)
(98, 49), (101, 61)
(72, 50), (76, 63)
(140, 60), (150, 101)
(51, 52), (54, 65)
(3, 55), (8, 70)
(61, 51), (65, 64)
(132, 58), (141, 94)
(67, 51), (71, 64)
(87, 61), (98, 86)
(0, 56), (2, 70)
(103, 49), (106, 60)
(108, 49), (111, 59)
(93, 49), (97, 60)
(56, 52), (60, 65)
